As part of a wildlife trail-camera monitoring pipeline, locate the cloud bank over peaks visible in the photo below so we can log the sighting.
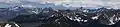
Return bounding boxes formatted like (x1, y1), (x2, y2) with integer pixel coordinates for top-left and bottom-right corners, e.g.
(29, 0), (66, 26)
(0, 0), (120, 9)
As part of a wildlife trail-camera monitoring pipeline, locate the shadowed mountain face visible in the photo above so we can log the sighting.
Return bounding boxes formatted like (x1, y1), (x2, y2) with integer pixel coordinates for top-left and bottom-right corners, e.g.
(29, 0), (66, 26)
(3, 7), (119, 27)
(0, 6), (120, 27)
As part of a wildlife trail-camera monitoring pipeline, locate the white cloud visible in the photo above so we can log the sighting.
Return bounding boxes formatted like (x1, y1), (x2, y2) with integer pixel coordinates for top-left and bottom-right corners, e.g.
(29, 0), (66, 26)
(5, 0), (21, 3)
(39, 0), (120, 8)
(0, 0), (120, 8)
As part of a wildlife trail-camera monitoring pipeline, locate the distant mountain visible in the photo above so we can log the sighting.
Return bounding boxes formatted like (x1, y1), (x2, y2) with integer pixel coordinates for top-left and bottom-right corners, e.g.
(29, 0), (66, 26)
(0, 2), (72, 9)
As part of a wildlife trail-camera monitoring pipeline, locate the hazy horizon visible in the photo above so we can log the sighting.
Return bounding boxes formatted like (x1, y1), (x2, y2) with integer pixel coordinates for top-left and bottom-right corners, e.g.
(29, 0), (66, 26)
(0, 0), (120, 9)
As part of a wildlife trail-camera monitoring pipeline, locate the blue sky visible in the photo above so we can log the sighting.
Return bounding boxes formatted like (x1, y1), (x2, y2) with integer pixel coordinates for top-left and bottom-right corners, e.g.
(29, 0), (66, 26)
(0, 0), (120, 9)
